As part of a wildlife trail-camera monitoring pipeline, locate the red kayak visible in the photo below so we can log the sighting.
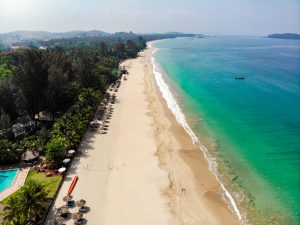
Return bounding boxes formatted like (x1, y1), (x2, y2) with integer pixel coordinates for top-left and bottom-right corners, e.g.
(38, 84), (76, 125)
(67, 175), (78, 195)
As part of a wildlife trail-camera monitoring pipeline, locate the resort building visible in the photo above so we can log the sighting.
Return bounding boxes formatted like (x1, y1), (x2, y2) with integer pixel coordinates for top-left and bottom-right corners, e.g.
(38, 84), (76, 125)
(12, 121), (37, 138)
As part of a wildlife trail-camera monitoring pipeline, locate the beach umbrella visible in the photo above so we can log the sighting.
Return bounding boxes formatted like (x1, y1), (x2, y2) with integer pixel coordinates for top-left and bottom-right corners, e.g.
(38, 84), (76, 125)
(51, 217), (64, 225)
(72, 212), (83, 220)
(21, 149), (39, 163)
(68, 149), (75, 154)
(63, 195), (73, 201)
(62, 158), (71, 163)
(58, 167), (66, 173)
(75, 199), (86, 207)
(56, 206), (68, 214)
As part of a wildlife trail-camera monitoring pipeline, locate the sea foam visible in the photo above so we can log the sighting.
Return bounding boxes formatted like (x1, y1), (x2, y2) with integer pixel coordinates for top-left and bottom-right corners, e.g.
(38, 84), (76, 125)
(149, 44), (245, 224)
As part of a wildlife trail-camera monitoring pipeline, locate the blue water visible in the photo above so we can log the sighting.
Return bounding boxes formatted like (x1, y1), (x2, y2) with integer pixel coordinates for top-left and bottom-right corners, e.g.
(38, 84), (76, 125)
(0, 170), (18, 192)
(153, 37), (300, 225)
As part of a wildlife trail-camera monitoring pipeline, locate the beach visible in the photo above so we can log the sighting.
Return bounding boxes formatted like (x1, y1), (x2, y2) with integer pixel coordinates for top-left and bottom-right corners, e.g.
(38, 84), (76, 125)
(45, 43), (240, 225)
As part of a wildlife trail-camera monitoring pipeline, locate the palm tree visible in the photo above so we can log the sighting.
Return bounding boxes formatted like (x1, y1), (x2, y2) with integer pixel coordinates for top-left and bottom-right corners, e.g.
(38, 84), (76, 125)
(19, 180), (49, 222)
(7, 215), (34, 225)
(2, 180), (49, 224)
(2, 195), (24, 222)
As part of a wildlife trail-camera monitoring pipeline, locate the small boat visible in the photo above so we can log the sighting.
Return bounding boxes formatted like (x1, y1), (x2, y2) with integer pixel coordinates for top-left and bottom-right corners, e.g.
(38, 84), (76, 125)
(234, 77), (245, 80)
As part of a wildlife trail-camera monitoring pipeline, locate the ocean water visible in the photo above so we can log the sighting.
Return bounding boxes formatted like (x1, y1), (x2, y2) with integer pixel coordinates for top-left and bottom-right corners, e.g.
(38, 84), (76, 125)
(152, 37), (300, 225)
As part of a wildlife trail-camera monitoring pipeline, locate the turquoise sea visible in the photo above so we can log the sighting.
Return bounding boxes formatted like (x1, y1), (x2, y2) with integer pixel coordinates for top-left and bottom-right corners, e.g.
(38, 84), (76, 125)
(153, 37), (300, 225)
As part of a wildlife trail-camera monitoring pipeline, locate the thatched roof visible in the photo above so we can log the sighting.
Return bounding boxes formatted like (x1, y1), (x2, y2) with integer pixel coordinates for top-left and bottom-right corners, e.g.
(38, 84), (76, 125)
(21, 149), (39, 162)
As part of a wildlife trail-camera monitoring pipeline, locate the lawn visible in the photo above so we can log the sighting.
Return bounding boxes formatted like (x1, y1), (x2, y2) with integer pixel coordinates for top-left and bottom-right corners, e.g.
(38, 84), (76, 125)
(1, 170), (62, 205)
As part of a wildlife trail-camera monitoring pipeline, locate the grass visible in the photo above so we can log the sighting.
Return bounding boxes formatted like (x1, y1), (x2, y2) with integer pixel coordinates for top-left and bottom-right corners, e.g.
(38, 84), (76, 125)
(1, 170), (62, 205)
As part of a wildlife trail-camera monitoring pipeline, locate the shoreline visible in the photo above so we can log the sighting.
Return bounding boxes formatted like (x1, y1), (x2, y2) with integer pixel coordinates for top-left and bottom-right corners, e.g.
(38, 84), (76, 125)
(144, 42), (241, 224)
(45, 43), (241, 225)
(148, 41), (244, 224)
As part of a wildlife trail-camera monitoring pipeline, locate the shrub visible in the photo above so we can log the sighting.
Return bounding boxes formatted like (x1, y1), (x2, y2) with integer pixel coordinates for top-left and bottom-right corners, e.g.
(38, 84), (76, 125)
(45, 137), (67, 164)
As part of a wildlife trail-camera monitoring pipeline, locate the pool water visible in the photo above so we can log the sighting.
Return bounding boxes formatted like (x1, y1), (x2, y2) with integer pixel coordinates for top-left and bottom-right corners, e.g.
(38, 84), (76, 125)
(0, 170), (18, 192)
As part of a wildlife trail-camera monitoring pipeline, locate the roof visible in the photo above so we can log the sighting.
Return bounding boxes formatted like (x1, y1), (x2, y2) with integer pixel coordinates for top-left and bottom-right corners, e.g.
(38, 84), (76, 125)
(21, 149), (39, 162)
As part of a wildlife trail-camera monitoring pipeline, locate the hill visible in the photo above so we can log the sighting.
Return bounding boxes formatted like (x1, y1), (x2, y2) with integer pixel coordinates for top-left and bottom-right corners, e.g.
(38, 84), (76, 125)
(0, 30), (110, 43)
(267, 33), (300, 40)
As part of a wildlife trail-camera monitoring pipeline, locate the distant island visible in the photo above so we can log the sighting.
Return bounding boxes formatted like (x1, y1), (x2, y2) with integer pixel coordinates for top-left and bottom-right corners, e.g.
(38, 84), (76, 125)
(267, 33), (300, 40)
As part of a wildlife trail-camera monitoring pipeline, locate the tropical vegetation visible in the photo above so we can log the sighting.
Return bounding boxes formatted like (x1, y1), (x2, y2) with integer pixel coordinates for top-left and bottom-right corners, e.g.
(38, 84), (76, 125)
(0, 33), (146, 166)
(1, 180), (49, 224)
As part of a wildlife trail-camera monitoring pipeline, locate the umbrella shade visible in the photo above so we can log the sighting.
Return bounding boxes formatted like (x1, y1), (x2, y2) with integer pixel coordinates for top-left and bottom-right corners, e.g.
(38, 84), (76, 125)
(75, 199), (86, 207)
(63, 195), (73, 201)
(58, 167), (66, 173)
(51, 217), (64, 225)
(62, 158), (71, 163)
(21, 149), (39, 162)
(72, 212), (83, 220)
(68, 150), (75, 154)
(57, 206), (68, 214)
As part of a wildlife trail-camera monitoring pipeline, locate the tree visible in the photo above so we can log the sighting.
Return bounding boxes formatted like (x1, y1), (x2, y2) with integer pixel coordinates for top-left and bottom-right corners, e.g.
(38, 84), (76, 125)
(47, 65), (68, 119)
(99, 41), (108, 56)
(19, 180), (49, 222)
(45, 137), (67, 163)
(0, 108), (11, 130)
(0, 79), (18, 121)
(126, 39), (139, 58)
(74, 50), (101, 89)
(19, 128), (50, 153)
(2, 180), (49, 224)
(114, 42), (125, 58)
(0, 139), (18, 164)
(78, 88), (101, 109)
(13, 50), (48, 119)
(7, 216), (33, 225)
(2, 195), (22, 222)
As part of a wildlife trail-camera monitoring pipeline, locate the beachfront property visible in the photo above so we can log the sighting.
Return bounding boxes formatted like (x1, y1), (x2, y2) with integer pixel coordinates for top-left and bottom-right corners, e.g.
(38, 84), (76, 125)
(1, 0), (298, 221)
(0, 32), (149, 224)
(11, 121), (37, 138)
(0, 34), (244, 225)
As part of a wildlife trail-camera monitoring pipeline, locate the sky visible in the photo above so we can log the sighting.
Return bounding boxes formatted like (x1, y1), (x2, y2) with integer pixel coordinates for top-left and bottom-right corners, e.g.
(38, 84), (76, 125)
(0, 0), (299, 35)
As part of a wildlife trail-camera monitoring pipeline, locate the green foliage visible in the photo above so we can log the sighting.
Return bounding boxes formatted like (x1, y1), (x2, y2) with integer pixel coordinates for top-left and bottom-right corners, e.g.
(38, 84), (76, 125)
(0, 55), (16, 79)
(0, 138), (10, 149)
(5, 216), (34, 225)
(1, 170), (62, 205)
(0, 108), (10, 129)
(94, 64), (111, 75)
(45, 136), (67, 163)
(78, 88), (101, 108)
(0, 65), (13, 78)
(2, 180), (49, 224)
(0, 78), (18, 121)
(25, 170), (62, 198)
(16, 128), (50, 153)
(0, 34), (145, 122)
(51, 88), (101, 149)
(0, 34), (146, 167)
(13, 49), (48, 119)
(111, 68), (118, 77)
(0, 139), (18, 164)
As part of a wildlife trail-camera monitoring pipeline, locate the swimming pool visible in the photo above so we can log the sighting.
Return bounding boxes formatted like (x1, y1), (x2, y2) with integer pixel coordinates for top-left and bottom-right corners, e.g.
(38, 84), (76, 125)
(0, 169), (18, 192)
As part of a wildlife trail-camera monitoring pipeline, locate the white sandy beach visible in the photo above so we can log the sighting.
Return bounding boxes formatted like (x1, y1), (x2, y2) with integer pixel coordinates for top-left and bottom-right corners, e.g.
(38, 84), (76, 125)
(45, 45), (240, 225)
